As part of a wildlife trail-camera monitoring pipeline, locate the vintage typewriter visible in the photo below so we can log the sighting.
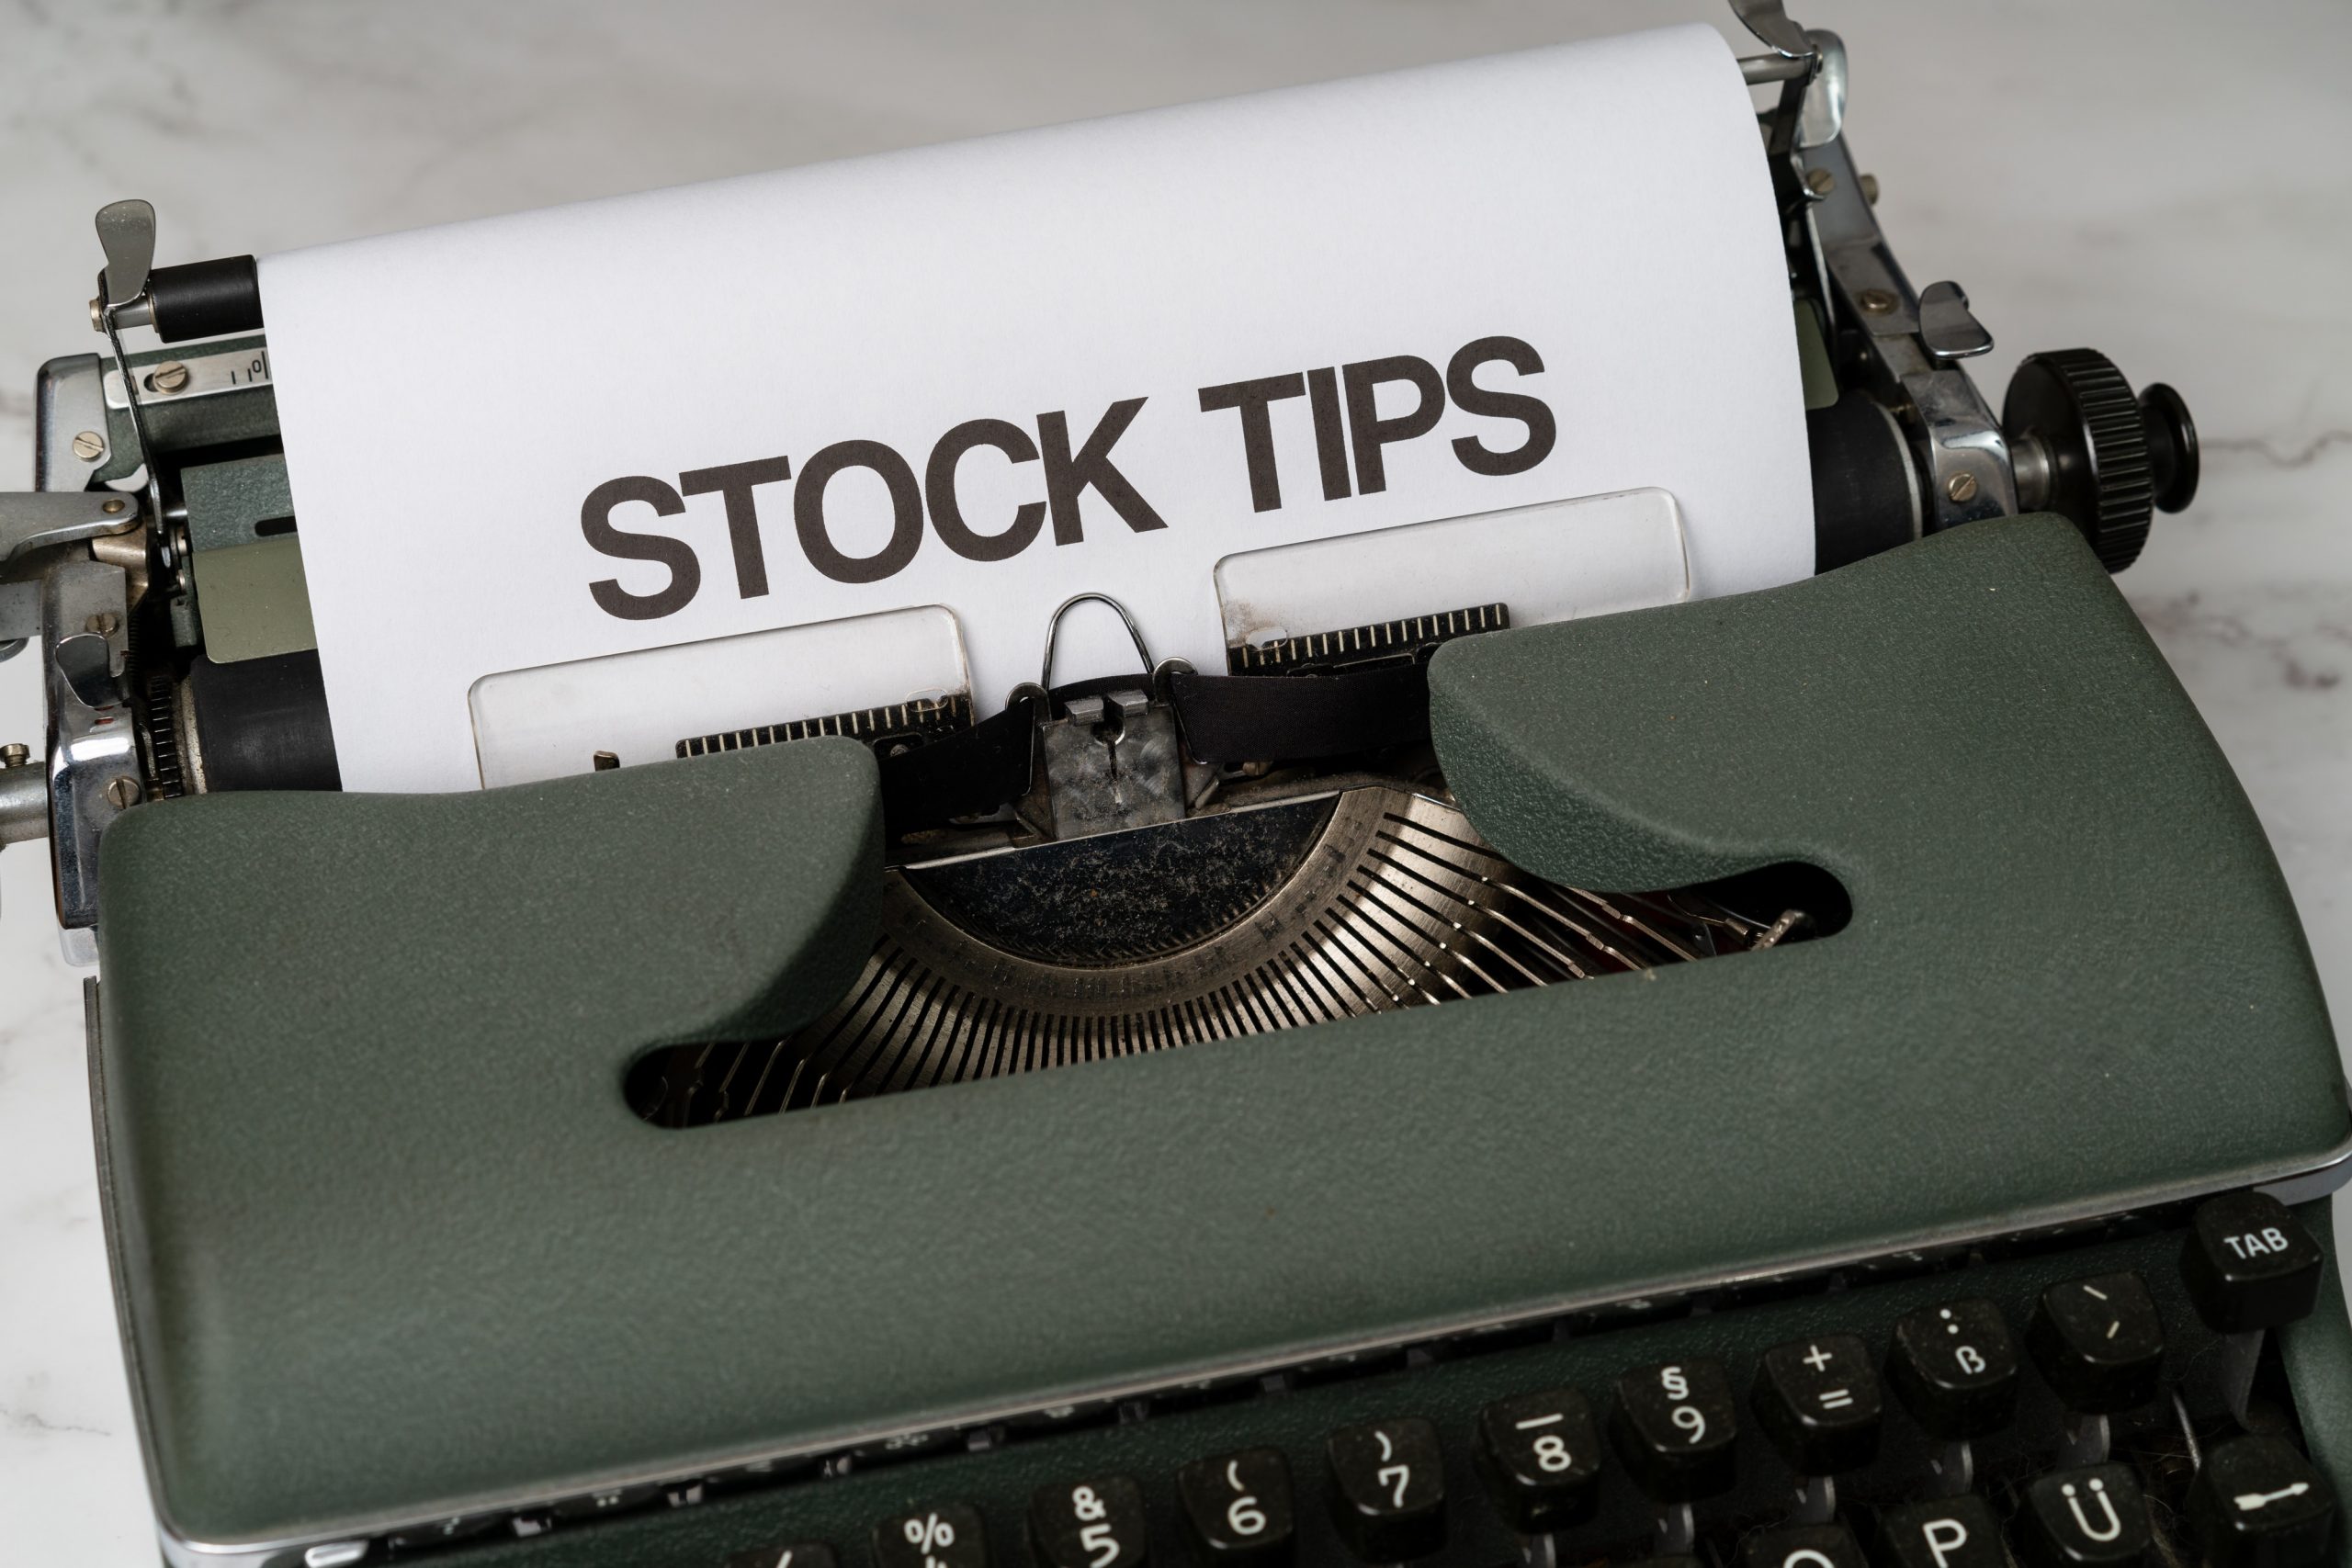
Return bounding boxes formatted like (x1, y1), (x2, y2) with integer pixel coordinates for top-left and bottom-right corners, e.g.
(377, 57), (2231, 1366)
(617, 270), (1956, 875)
(3, 6), (2346, 1568)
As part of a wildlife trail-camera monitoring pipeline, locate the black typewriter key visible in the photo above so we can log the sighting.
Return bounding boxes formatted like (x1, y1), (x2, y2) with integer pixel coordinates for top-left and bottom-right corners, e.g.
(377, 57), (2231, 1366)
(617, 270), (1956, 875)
(1738, 1523), (1867, 1568)
(2190, 1434), (2340, 1568)
(2019, 1464), (2151, 1568)
(876, 1505), (989, 1568)
(1751, 1334), (1881, 1474)
(1888, 1298), (2019, 1439)
(1874, 1496), (2005, 1568)
(2184, 1192), (2325, 1334)
(1032, 1476), (1149, 1568)
(732, 1547), (842, 1568)
(2028, 1272), (2165, 1413)
(1326, 1417), (1445, 1561)
(1474, 1387), (1602, 1533)
(1610, 1358), (1737, 1502)
(1178, 1448), (1295, 1565)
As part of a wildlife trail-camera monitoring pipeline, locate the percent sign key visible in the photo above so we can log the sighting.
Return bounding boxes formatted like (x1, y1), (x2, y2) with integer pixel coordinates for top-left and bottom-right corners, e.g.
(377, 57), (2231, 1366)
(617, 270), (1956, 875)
(877, 1505), (989, 1568)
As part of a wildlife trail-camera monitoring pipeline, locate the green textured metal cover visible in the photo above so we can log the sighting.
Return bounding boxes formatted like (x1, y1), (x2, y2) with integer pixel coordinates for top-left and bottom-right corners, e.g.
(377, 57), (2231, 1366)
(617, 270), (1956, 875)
(92, 513), (2345, 1550)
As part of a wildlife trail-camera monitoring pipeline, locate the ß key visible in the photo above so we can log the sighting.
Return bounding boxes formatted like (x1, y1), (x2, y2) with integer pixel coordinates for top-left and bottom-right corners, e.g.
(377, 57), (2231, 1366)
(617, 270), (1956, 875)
(2019, 1464), (2151, 1568)
(1177, 1448), (1295, 1566)
(2183, 1192), (2325, 1335)
(1611, 1359), (1737, 1503)
(1474, 1387), (1601, 1534)
(1032, 1476), (1149, 1568)
(1752, 1334), (1881, 1475)
(2189, 1434), (2339, 1568)
(1325, 1418), (1445, 1562)
(2027, 1272), (2165, 1414)
(1887, 1298), (2018, 1440)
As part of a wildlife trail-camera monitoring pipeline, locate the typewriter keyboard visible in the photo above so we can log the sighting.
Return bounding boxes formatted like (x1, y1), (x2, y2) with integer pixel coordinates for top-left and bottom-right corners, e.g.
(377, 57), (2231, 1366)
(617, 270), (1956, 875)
(410, 1194), (2340, 1568)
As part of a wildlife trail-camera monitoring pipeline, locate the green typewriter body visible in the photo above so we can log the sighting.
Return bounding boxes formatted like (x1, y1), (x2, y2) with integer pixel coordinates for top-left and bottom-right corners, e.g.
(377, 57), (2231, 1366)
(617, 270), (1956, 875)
(2, 6), (2344, 1568)
(85, 516), (2352, 1568)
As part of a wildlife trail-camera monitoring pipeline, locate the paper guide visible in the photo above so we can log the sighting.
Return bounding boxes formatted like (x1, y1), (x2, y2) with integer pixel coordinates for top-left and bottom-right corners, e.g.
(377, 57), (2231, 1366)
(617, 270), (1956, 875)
(259, 22), (1811, 792)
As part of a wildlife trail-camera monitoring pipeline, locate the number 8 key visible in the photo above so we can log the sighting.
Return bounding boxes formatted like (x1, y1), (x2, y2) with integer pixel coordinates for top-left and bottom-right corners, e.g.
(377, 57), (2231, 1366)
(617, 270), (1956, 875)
(1476, 1388), (1602, 1534)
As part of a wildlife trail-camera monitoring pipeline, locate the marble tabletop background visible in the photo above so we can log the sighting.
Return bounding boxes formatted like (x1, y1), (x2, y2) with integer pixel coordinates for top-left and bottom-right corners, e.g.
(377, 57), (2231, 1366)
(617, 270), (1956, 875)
(3, 1), (2346, 1558)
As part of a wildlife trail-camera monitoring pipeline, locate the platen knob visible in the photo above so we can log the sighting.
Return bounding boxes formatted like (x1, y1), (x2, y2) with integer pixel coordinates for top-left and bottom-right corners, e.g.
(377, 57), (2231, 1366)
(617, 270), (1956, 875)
(2003, 349), (2199, 573)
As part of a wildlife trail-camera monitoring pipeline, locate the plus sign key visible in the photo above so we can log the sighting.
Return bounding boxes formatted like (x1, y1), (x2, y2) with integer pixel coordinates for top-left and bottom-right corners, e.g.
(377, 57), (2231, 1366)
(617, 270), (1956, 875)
(876, 1506), (988, 1568)
(1752, 1335), (1881, 1475)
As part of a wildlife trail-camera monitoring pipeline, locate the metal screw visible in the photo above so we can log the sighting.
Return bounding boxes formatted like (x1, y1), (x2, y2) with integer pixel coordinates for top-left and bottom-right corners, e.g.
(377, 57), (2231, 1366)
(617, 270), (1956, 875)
(1804, 167), (1835, 197)
(0, 743), (28, 769)
(71, 430), (107, 462)
(151, 361), (191, 394)
(101, 496), (127, 515)
(106, 775), (141, 809)
(1858, 288), (1898, 315)
(1946, 472), (1981, 504)
(1859, 172), (1881, 206)
(85, 611), (120, 637)
(88, 296), (106, 332)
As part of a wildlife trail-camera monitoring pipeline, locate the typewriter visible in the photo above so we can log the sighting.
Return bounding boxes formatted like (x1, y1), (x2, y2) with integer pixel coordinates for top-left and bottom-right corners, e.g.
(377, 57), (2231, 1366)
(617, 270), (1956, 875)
(3, 6), (2346, 1568)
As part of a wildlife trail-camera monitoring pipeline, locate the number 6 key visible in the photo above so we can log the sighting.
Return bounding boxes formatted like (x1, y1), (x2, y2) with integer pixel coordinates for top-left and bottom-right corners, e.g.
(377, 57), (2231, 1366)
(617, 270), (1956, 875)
(1326, 1417), (1446, 1562)
(1177, 1448), (1295, 1566)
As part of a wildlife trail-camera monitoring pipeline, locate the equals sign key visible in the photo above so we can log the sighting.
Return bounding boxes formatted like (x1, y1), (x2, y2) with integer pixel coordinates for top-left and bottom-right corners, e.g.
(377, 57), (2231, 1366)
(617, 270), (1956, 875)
(1756, 1337), (1883, 1475)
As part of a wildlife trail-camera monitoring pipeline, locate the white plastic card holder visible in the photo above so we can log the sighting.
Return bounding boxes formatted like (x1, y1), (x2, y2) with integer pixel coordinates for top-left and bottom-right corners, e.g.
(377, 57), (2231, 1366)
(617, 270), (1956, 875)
(1213, 489), (1689, 656)
(469, 604), (968, 787)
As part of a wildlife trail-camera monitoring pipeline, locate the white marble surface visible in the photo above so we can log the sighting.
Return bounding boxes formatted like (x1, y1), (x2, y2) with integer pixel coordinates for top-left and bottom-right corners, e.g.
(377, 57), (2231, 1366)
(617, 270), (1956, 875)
(2, 2), (2346, 1559)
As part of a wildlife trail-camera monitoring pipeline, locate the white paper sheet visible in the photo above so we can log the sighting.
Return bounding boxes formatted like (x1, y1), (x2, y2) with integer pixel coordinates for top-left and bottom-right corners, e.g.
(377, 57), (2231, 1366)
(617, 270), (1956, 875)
(261, 22), (1810, 793)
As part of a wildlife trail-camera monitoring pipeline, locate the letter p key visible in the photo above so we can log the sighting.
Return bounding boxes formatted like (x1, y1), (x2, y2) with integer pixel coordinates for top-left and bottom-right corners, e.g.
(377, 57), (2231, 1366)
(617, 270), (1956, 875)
(1878, 1496), (2006, 1568)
